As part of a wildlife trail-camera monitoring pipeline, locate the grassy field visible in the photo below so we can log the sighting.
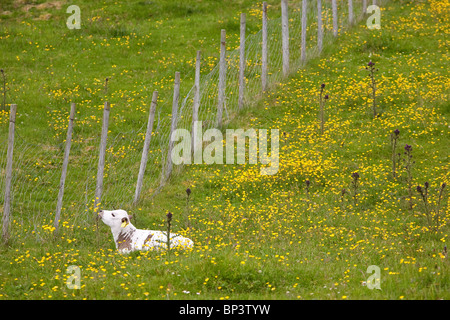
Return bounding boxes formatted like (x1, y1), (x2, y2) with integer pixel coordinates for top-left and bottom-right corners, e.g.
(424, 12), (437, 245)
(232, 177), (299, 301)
(0, 0), (449, 300)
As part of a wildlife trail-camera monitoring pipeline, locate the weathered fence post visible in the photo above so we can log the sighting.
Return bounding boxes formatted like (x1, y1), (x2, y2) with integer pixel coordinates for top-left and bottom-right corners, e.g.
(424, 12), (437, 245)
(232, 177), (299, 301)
(301, 0), (307, 62)
(216, 29), (226, 127)
(317, 0), (323, 53)
(53, 102), (76, 233)
(281, 0), (289, 77)
(332, 0), (338, 37)
(192, 50), (201, 159)
(134, 91), (158, 204)
(363, 0), (368, 15)
(348, 0), (354, 25)
(1, 104), (16, 243)
(262, 2), (268, 92)
(93, 101), (110, 217)
(165, 71), (181, 182)
(238, 13), (246, 110)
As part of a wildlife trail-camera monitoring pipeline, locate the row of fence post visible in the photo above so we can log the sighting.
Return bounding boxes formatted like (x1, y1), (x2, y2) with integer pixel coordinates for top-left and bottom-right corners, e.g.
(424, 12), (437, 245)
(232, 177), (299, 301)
(2, 0), (377, 241)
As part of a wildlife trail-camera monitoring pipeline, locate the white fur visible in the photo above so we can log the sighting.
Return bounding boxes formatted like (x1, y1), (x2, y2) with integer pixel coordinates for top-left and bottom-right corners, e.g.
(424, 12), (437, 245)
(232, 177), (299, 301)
(99, 209), (194, 254)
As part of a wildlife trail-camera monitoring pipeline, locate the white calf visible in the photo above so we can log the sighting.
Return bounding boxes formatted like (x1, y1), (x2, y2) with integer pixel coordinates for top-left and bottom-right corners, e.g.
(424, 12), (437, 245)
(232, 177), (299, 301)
(98, 209), (194, 254)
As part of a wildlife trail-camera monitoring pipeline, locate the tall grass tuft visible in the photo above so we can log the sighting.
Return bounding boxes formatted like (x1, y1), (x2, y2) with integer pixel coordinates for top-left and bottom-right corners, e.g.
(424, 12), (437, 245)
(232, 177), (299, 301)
(403, 144), (414, 210)
(390, 129), (400, 179)
(166, 211), (173, 252)
(318, 83), (329, 135)
(365, 61), (378, 117)
(351, 172), (360, 206)
(417, 182), (447, 232)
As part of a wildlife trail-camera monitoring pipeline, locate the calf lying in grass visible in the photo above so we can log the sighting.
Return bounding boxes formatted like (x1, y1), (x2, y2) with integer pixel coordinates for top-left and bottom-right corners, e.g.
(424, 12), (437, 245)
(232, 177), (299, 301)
(98, 209), (194, 253)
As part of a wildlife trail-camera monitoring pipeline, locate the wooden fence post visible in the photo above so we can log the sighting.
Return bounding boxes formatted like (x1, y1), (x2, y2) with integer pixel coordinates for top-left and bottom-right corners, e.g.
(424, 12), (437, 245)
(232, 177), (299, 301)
(363, 0), (368, 15)
(262, 2), (268, 92)
(93, 101), (110, 217)
(281, 0), (289, 77)
(238, 13), (246, 110)
(134, 91), (158, 204)
(165, 71), (181, 182)
(53, 102), (76, 233)
(301, 0), (307, 62)
(1, 103), (16, 243)
(192, 50), (201, 158)
(332, 0), (338, 37)
(317, 0), (323, 53)
(216, 29), (226, 127)
(348, 0), (354, 25)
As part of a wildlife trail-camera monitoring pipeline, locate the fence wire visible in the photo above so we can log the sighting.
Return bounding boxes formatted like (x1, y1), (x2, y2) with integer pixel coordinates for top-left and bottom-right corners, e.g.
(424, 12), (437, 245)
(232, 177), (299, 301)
(0, 0), (384, 239)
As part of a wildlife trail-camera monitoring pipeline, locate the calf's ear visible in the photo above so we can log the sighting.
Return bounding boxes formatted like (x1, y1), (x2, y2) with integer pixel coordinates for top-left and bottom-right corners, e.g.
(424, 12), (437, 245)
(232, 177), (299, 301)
(121, 217), (129, 228)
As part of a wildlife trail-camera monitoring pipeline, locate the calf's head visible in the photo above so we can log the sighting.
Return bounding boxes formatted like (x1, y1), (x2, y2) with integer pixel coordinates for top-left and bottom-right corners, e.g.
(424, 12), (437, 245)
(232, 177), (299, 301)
(98, 209), (132, 232)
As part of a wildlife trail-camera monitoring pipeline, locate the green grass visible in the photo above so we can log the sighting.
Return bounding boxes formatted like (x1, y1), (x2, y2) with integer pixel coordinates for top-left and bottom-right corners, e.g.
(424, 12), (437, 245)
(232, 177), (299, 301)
(0, 0), (449, 300)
